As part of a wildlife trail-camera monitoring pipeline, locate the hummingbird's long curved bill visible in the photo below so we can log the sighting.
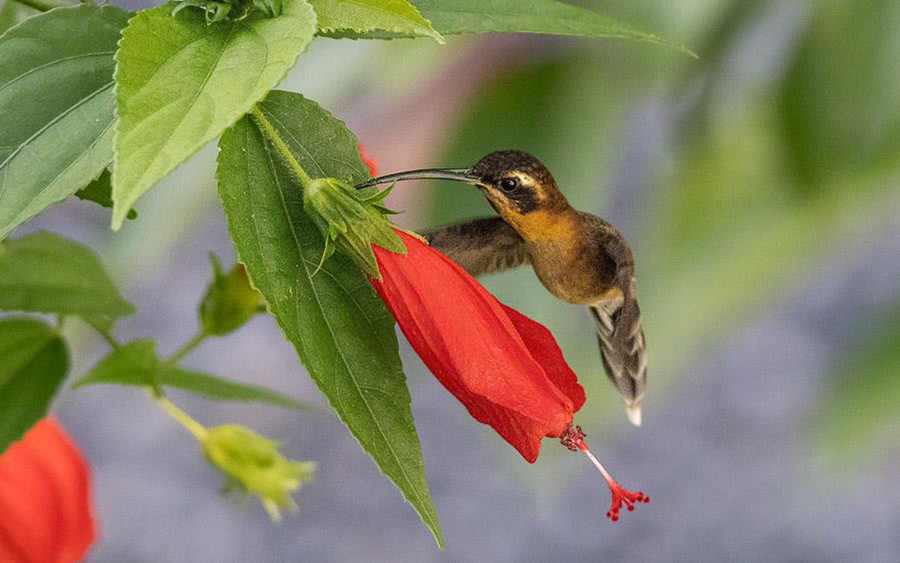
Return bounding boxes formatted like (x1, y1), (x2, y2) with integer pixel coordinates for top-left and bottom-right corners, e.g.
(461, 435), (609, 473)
(355, 168), (479, 190)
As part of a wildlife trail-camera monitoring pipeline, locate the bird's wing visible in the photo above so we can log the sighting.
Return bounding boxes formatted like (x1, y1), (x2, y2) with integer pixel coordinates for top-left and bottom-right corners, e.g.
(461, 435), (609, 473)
(422, 217), (529, 277)
(589, 273), (647, 426)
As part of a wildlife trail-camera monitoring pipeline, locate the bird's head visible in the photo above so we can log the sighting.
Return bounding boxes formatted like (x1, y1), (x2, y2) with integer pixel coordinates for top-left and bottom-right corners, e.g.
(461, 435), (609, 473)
(356, 150), (571, 236)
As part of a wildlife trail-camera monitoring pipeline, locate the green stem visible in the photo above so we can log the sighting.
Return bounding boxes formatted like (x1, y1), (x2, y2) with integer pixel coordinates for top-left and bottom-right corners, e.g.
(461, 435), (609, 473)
(164, 330), (208, 367)
(12, 0), (67, 12)
(250, 105), (314, 188)
(154, 395), (208, 441)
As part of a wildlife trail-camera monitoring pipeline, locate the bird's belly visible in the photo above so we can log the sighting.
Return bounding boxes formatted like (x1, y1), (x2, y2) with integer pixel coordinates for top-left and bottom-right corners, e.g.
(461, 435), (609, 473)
(531, 256), (611, 305)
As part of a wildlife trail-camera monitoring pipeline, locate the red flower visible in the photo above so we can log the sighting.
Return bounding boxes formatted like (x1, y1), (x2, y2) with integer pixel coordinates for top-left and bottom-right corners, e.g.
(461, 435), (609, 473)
(0, 418), (96, 563)
(371, 229), (586, 462)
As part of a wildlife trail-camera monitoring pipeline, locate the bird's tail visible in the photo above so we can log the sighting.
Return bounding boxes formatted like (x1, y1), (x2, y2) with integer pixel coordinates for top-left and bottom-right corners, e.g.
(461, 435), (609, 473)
(590, 277), (647, 427)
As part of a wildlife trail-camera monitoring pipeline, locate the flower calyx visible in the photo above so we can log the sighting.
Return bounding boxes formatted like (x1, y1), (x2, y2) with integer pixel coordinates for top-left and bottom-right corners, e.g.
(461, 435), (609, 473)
(202, 424), (316, 521)
(303, 177), (405, 279)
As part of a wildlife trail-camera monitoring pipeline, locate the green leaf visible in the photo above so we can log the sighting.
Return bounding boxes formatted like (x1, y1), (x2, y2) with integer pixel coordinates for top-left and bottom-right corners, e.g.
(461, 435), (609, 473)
(162, 370), (312, 410)
(311, 0), (442, 42)
(0, 5), (130, 240)
(217, 90), (442, 547)
(0, 231), (134, 317)
(73, 339), (311, 410)
(111, 0), (318, 228)
(75, 339), (157, 388)
(74, 169), (137, 220)
(0, 317), (68, 455)
(331, 0), (692, 55)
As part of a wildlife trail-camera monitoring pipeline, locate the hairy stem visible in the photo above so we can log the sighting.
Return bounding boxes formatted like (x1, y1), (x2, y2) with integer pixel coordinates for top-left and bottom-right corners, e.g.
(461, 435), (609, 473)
(250, 105), (314, 188)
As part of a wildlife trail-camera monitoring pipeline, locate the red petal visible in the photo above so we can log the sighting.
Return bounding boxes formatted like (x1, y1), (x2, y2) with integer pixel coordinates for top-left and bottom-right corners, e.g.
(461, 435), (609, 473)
(500, 304), (585, 419)
(0, 418), (96, 563)
(372, 231), (584, 461)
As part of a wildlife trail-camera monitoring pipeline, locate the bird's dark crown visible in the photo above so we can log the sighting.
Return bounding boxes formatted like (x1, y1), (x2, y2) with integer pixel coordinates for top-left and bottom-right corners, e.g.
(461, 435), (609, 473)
(473, 150), (568, 215)
(473, 150), (556, 187)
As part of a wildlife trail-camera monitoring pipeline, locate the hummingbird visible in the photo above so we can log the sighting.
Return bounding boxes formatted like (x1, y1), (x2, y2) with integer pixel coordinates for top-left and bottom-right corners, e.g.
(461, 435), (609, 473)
(356, 150), (647, 427)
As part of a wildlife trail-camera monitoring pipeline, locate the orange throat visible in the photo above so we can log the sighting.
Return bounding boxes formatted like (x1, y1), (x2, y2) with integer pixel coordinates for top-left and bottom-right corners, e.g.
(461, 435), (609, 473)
(510, 208), (579, 243)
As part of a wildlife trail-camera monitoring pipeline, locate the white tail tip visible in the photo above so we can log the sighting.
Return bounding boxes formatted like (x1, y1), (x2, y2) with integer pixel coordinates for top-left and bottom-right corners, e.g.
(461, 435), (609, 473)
(625, 403), (642, 427)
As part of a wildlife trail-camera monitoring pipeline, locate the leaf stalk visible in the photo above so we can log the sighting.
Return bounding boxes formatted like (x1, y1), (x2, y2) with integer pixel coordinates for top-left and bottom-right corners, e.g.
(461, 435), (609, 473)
(250, 105), (314, 188)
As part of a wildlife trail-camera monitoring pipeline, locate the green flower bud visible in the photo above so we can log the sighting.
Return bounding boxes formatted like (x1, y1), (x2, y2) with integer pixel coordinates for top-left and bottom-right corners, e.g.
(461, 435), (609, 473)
(202, 424), (315, 521)
(199, 254), (262, 335)
(302, 177), (406, 279)
(170, 0), (280, 24)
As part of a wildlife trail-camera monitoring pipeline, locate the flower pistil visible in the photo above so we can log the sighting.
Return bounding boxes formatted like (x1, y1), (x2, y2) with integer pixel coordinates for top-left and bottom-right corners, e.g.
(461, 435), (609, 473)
(560, 424), (650, 522)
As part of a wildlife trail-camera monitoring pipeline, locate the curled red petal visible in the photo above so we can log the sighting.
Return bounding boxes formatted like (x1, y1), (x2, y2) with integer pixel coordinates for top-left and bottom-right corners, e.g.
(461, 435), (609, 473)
(372, 230), (585, 461)
(0, 418), (96, 563)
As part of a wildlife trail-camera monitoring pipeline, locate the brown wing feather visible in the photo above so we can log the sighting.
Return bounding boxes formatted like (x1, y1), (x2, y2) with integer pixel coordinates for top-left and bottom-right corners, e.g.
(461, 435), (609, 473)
(422, 217), (529, 277)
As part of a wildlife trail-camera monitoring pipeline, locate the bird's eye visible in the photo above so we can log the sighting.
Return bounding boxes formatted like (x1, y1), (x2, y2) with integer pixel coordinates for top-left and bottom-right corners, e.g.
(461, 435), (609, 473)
(499, 178), (519, 193)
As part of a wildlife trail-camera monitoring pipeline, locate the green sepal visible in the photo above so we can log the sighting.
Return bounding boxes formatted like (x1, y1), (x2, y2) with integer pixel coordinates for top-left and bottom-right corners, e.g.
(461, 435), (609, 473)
(302, 177), (405, 279)
(362, 181), (403, 215)
(202, 424), (315, 521)
(361, 180), (395, 203)
(312, 232), (337, 277)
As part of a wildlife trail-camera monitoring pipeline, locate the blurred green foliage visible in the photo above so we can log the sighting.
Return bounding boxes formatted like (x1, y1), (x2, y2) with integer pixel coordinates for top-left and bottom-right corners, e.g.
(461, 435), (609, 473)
(779, 0), (900, 191)
(818, 305), (900, 463)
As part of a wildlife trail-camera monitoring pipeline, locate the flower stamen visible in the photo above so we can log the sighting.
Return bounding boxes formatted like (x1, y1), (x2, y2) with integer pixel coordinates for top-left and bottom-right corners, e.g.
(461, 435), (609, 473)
(560, 424), (650, 522)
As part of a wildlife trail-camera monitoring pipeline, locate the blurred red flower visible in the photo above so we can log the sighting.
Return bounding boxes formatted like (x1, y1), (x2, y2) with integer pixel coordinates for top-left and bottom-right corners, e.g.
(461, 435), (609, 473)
(372, 229), (586, 462)
(0, 418), (96, 563)
(358, 144), (377, 177)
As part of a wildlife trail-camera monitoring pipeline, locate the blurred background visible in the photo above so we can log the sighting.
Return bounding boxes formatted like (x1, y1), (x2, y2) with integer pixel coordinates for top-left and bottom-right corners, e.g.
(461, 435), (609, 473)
(5, 0), (900, 560)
